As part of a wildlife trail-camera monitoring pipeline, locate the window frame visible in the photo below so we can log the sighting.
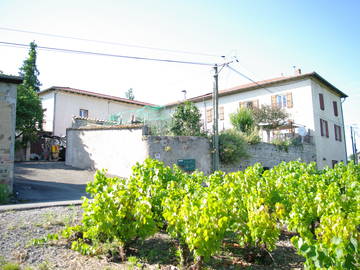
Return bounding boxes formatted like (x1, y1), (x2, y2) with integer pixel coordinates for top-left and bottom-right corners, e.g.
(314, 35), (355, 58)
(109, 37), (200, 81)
(79, 109), (89, 118)
(319, 93), (325, 110)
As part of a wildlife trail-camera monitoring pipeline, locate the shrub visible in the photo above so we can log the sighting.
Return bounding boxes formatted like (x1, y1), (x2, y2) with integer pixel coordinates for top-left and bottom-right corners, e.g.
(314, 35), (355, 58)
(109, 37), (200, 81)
(230, 108), (255, 133)
(0, 184), (10, 204)
(240, 127), (261, 144)
(219, 129), (248, 164)
(170, 101), (204, 136)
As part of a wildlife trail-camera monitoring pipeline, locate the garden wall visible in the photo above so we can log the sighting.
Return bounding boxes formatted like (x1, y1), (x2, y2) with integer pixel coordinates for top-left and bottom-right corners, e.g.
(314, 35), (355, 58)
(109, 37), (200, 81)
(66, 125), (211, 177)
(0, 80), (19, 193)
(220, 142), (316, 173)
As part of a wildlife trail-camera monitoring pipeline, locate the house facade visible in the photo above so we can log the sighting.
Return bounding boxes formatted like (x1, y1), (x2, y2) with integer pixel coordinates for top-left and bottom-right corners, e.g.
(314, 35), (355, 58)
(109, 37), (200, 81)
(39, 86), (155, 137)
(0, 74), (23, 192)
(164, 72), (347, 169)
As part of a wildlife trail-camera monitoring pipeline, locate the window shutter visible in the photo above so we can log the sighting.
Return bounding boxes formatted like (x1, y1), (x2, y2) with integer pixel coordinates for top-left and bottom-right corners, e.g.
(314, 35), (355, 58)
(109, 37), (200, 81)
(333, 101), (338, 116)
(271, 95), (277, 107)
(252, 99), (259, 108)
(219, 106), (224, 120)
(239, 102), (245, 109)
(325, 120), (329, 137)
(206, 108), (213, 123)
(338, 126), (342, 142)
(320, 119), (324, 136)
(334, 124), (338, 141)
(286, 92), (293, 108)
(319, 93), (324, 110)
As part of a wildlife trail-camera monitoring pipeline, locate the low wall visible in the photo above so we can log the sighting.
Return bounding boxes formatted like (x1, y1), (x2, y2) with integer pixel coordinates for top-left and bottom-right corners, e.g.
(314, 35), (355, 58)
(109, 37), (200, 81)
(0, 82), (18, 193)
(220, 142), (316, 172)
(66, 126), (211, 177)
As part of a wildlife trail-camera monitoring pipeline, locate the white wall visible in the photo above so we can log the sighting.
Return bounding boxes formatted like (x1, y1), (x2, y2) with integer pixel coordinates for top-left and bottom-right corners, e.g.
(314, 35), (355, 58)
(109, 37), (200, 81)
(50, 91), (143, 136)
(40, 92), (54, 133)
(192, 79), (314, 134)
(66, 128), (148, 177)
(310, 80), (347, 168)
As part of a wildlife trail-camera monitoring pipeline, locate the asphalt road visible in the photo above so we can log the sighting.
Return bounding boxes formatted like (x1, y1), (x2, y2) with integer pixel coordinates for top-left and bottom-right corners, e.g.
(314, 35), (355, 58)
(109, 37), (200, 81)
(14, 162), (95, 203)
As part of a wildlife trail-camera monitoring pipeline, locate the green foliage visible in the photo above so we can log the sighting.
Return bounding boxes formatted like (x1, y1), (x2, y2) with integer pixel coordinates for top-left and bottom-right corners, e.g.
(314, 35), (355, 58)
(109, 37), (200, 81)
(0, 184), (10, 204)
(170, 101), (204, 136)
(16, 41), (44, 142)
(1, 263), (21, 270)
(240, 127), (261, 144)
(219, 129), (248, 164)
(58, 159), (359, 268)
(125, 88), (135, 100)
(230, 108), (255, 133)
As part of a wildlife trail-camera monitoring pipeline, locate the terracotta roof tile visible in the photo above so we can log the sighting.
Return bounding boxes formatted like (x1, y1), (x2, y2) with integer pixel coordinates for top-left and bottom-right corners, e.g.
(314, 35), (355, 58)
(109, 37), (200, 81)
(39, 86), (157, 107)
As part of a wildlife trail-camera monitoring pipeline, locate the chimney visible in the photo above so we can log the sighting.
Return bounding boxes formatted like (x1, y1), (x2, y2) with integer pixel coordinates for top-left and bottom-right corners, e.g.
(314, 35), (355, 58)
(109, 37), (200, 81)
(295, 68), (302, 75)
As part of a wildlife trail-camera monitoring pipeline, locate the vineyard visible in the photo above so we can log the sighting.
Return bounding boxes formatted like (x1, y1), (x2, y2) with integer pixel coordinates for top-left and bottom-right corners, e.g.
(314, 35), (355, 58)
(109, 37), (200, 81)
(59, 159), (359, 269)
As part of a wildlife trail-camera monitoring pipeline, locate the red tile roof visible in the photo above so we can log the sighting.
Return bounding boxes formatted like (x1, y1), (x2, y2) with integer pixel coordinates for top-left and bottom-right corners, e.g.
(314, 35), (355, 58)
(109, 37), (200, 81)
(39, 86), (157, 107)
(165, 72), (347, 106)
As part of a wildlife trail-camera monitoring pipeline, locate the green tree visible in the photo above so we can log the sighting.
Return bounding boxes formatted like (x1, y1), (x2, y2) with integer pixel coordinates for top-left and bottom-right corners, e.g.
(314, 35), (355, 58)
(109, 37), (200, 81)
(16, 41), (44, 142)
(252, 105), (289, 142)
(125, 88), (135, 100)
(230, 107), (255, 133)
(170, 101), (203, 136)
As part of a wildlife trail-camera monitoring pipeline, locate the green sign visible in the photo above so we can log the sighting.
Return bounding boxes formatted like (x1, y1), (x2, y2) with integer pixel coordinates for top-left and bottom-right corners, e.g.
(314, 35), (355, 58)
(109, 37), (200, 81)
(177, 159), (196, 172)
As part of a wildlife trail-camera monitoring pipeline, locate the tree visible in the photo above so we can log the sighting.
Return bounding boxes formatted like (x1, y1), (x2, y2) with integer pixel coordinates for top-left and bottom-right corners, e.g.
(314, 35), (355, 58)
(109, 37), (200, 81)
(230, 108), (255, 133)
(16, 41), (44, 142)
(170, 101), (203, 136)
(252, 105), (289, 142)
(125, 88), (135, 100)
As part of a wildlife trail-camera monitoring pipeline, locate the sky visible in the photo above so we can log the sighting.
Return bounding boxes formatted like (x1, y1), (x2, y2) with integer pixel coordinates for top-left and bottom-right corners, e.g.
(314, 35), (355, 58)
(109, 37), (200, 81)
(0, 0), (359, 155)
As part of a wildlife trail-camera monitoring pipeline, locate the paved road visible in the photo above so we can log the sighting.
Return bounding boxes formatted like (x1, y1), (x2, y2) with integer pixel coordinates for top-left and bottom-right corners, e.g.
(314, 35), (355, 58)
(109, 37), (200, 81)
(14, 162), (95, 203)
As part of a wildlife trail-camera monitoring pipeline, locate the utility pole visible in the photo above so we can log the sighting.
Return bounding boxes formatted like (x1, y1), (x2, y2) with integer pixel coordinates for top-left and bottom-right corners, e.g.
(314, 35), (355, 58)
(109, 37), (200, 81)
(212, 64), (219, 171)
(351, 126), (358, 164)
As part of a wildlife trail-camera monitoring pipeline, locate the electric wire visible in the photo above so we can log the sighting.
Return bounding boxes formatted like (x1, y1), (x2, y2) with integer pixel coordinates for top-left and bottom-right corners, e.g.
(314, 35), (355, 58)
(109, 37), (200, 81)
(0, 26), (222, 58)
(0, 41), (215, 66)
(226, 64), (273, 93)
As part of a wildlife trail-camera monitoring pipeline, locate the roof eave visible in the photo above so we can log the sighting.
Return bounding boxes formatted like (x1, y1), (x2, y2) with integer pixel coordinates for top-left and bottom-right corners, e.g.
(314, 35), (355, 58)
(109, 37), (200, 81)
(0, 74), (23, 84)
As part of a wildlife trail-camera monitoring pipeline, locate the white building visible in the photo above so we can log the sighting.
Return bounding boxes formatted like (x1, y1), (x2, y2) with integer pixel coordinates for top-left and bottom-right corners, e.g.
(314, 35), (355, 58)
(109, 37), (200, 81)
(164, 72), (348, 169)
(39, 86), (155, 137)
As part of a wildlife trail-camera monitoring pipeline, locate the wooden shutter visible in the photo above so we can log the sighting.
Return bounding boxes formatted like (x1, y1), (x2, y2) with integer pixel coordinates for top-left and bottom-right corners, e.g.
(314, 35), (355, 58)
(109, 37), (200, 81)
(333, 101), (338, 116)
(252, 99), (259, 108)
(206, 108), (212, 123)
(325, 120), (329, 137)
(219, 106), (224, 120)
(319, 93), (324, 110)
(239, 102), (245, 109)
(320, 119), (324, 136)
(334, 124), (338, 141)
(271, 95), (277, 107)
(286, 92), (293, 108)
(338, 126), (342, 142)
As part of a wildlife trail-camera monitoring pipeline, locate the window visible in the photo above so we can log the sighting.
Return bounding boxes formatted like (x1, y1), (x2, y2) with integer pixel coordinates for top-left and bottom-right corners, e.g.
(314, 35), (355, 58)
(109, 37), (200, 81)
(206, 108), (213, 123)
(320, 119), (329, 137)
(79, 109), (88, 118)
(219, 106), (224, 120)
(334, 124), (342, 141)
(271, 93), (293, 108)
(239, 99), (259, 109)
(319, 93), (324, 110)
(333, 101), (338, 116)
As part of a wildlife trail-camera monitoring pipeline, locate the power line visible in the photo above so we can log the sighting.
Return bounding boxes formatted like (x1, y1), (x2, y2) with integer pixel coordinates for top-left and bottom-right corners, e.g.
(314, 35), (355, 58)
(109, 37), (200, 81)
(225, 64), (273, 93)
(0, 41), (215, 66)
(0, 26), (223, 58)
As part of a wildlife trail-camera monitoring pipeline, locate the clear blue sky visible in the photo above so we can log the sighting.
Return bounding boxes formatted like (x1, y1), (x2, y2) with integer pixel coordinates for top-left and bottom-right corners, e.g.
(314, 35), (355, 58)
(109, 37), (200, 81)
(1, 0), (359, 154)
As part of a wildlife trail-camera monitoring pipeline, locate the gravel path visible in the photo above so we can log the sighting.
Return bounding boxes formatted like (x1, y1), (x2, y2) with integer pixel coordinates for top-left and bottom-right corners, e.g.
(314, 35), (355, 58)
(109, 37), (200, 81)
(0, 205), (304, 269)
(0, 205), (128, 269)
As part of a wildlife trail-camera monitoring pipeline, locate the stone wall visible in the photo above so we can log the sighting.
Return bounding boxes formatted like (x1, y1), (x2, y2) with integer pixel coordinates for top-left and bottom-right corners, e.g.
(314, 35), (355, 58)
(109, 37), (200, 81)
(66, 126), (211, 177)
(220, 142), (316, 173)
(0, 80), (19, 193)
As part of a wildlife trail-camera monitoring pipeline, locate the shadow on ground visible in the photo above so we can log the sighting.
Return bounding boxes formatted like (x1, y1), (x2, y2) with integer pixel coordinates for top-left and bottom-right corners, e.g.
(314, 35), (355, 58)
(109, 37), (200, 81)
(14, 162), (94, 203)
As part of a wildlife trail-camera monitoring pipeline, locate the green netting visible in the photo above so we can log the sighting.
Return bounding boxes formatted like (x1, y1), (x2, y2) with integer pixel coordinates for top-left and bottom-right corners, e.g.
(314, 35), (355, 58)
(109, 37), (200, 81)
(109, 105), (170, 125)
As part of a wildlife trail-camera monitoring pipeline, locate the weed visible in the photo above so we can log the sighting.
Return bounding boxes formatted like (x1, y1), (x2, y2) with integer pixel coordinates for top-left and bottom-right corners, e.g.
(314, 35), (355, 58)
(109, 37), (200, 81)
(1, 262), (21, 270)
(38, 260), (51, 270)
